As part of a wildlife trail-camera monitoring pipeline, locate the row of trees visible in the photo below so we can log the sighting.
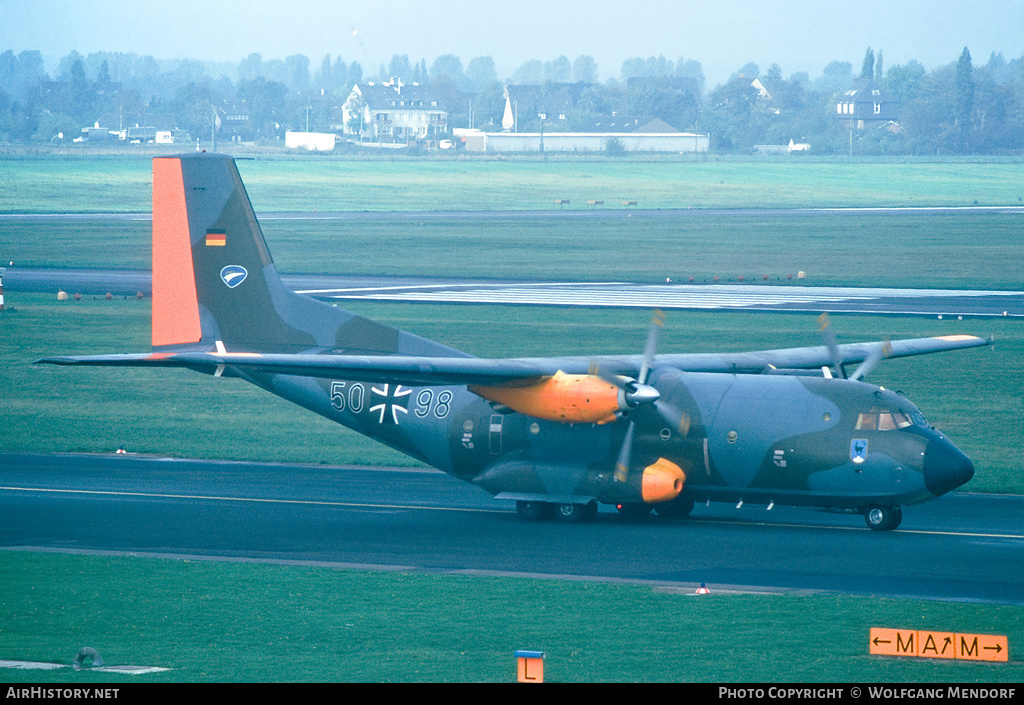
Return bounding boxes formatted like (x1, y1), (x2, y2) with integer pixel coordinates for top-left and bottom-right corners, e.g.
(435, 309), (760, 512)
(1, 47), (1022, 154)
(708, 48), (1023, 155)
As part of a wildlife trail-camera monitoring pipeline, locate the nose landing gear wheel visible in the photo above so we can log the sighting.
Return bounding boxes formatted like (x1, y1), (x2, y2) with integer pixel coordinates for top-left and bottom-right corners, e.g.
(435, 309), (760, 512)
(864, 505), (902, 531)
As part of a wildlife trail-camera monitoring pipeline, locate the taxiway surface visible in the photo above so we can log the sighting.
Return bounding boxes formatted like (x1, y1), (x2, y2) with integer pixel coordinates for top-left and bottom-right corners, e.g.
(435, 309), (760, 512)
(2, 452), (1021, 605)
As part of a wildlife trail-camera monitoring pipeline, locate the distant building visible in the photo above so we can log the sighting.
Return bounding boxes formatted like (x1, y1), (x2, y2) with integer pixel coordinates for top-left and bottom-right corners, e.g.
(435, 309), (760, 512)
(754, 139), (812, 155)
(285, 131), (336, 151)
(576, 116), (680, 134)
(502, 83), (591, 132)
(836, 79), (897, 129)
(215, 104), (253, 141)
(342, 79), (448, 141)
(126, 125), (157, 143)
(751, 77), (772, 100)
(453, 128), (709, 154)
(73, 124), (117, 143)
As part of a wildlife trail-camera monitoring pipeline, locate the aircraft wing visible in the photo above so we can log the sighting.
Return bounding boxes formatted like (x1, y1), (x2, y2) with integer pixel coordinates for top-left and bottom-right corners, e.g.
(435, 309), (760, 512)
(37, 334), (991, 385)
(36, 352), (556, 386)
(654, 333), (993, 374)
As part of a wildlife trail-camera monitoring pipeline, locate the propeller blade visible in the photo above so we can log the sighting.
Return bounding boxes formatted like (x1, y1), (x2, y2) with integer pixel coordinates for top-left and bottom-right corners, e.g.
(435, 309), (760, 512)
(655, 400), (691, 438)
(817, 312), (846, 379)
(614, 421), (635, 483)
(588, 309), (666, 409)
(613, 400), (689, 485)
(639, 309), (665, 383)
(590, 361), (624, 388)
(609, 310), (670, 484)
(849, 339), (892, 382)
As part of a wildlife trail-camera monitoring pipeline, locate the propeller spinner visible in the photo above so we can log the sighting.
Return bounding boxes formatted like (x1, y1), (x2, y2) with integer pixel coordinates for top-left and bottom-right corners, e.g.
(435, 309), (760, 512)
(593, 310), (689, 483)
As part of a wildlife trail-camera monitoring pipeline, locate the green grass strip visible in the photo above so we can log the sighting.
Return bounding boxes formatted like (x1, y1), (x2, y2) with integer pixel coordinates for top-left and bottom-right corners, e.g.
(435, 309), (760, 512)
(1, 551), (1021, 682)
(3, 157), (1024, 213)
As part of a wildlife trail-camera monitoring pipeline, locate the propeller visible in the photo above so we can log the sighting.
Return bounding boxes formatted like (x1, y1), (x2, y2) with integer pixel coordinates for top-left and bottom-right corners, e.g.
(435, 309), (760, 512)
(818, 312), (892, 382)
(591, 310), (690, 483)
(849, 339), (893, 381)
(817, 312), (846, 378)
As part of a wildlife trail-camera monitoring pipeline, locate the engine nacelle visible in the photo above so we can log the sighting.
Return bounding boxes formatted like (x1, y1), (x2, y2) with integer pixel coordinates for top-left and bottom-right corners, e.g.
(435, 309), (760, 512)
(475, 456), (686, 506)
(641, 458), (686, 503)
(469, 371), (625, 424)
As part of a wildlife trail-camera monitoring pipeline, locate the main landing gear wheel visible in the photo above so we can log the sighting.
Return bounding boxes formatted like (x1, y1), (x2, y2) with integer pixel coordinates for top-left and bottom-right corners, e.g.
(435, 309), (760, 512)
(864, 505), (903, 531)
(654, 497), (695, 519)
(516, 501), (555, 521)
(554, 501), (598, 523)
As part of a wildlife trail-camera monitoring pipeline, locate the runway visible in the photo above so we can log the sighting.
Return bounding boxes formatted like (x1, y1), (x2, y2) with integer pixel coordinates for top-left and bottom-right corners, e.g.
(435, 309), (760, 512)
(7, 268), (1024, 318)
(2, 452), (1022, 605)
(301, 280), (1024, 318)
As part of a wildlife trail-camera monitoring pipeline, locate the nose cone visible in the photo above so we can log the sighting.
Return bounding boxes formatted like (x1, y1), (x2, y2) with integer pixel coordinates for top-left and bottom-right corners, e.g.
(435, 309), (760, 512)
(923, 436), (975, 496)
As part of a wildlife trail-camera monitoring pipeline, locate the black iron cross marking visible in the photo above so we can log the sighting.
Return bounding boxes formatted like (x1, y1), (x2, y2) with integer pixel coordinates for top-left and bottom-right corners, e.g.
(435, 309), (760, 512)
(370, 384), (412, 424)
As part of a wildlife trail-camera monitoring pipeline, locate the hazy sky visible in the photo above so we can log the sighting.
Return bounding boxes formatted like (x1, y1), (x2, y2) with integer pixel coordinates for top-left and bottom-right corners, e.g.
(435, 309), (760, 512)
(2, 0), (1023, 86)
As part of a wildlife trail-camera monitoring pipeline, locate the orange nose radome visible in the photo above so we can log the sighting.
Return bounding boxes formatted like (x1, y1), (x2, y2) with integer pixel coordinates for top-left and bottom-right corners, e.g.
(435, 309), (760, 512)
(641, 458), (686, 503)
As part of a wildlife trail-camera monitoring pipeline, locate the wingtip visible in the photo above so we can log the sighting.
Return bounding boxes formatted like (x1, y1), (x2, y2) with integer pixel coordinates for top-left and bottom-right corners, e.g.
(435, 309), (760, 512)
(34, 356), (64, 365)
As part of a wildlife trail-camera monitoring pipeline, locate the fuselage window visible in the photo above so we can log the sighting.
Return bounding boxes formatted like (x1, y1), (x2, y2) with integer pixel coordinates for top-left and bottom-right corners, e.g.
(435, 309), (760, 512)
(892, 412), (913, 428)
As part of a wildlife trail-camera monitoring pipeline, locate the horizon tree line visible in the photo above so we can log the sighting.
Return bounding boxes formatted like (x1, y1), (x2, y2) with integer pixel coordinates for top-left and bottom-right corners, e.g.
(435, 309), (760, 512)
(1, 46), (1021, 154)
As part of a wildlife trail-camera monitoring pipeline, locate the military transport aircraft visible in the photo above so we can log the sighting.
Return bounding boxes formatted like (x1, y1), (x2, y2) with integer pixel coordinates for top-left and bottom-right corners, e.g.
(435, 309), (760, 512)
(39, 153), (988, 530)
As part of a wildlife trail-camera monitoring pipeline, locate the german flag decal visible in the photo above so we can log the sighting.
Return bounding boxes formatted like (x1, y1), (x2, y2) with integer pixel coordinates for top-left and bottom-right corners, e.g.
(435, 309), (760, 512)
(206, 229), (227, 246)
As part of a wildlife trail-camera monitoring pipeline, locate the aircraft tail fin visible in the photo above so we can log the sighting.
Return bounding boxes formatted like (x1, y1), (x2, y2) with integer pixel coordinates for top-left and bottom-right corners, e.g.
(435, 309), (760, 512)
(151, 153), (459, 358)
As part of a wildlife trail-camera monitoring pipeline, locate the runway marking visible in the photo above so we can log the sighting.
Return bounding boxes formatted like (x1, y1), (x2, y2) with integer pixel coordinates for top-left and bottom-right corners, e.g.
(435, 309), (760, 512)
(690, 516), (1024, 540)
(0, 660), (67, 670)
(0, 659), (170, 674)
(0, 486), (500, 514)
(298, 281), (625, 295)
(296, 282), (1024, 315)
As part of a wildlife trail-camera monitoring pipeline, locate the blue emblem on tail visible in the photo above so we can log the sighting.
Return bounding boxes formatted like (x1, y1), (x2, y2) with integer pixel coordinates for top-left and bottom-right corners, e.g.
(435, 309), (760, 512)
(220, 265), (248, 289)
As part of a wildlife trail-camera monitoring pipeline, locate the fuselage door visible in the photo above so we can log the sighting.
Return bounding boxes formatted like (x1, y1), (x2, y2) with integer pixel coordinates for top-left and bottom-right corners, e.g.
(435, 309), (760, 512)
(489, 414), (503, 455)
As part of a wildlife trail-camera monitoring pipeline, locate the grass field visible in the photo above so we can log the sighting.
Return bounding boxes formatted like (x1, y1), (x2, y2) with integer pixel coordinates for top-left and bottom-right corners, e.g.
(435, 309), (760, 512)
(2, 155), (1024, 213)
(1, 551), (1021, 683)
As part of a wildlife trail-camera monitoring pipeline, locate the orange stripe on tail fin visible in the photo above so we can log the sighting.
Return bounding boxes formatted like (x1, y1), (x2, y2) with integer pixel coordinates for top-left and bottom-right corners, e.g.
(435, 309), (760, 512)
(152, 157), (201, 347)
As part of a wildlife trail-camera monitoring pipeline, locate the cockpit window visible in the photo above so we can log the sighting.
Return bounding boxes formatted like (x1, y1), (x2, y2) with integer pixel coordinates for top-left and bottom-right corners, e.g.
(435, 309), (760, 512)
(855, 413), (876, 430)
(855, 407), (915, 431)
(908, 410), (929, 427)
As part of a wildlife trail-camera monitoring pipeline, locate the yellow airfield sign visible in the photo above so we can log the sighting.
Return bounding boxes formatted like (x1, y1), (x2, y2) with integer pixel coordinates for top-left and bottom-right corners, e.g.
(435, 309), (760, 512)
(870, 628), (1008, 662)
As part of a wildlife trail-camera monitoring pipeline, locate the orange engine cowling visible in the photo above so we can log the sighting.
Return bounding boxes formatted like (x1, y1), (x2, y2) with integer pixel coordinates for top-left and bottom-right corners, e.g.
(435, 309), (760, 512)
(469, 371), (624, 424)
(641, 458), (686, 503)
